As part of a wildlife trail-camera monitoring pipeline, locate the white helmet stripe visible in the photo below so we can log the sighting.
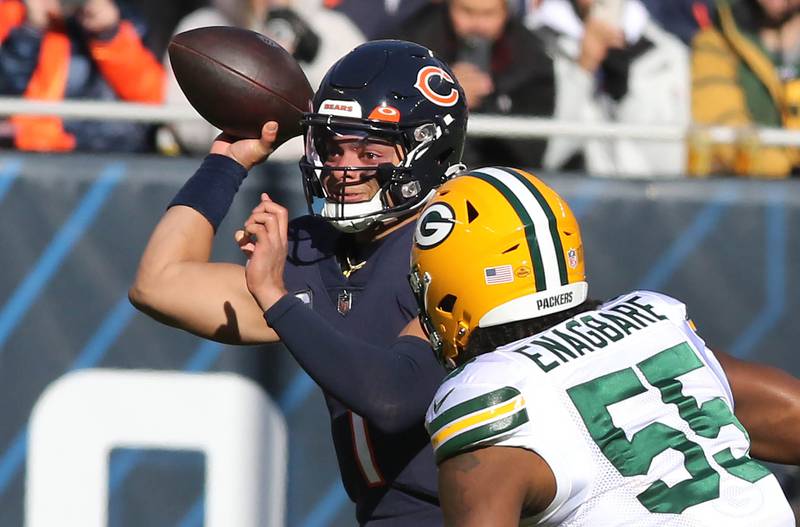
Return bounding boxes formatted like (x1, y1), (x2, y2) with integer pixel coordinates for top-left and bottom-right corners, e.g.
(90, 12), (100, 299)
(471, 167), (563, 290)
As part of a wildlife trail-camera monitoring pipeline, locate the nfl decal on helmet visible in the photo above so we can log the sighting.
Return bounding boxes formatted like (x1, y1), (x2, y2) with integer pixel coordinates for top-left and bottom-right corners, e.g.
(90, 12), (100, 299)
(300, 40), (468, 233)
(410, 167), (588, 369)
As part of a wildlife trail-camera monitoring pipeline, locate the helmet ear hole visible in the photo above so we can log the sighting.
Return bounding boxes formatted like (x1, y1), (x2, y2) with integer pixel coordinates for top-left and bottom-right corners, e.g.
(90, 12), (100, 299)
(466, 201), (479, 223)
(502, 244), (519, 254)
(437, 294), (457, 314)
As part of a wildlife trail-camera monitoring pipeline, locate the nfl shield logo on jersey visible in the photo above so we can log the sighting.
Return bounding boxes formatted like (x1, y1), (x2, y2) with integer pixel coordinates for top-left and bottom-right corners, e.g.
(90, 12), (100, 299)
(337, 289), (353, 315)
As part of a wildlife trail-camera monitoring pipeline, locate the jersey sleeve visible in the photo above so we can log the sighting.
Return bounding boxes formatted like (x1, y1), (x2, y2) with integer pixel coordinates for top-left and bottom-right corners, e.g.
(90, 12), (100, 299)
(425, 358), (532, 464)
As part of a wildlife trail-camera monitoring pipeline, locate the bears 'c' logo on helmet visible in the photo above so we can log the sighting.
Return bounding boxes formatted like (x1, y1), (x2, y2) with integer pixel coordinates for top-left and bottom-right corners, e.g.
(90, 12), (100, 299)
(415, 203), (455, 249)
(414, 66), (460, 107)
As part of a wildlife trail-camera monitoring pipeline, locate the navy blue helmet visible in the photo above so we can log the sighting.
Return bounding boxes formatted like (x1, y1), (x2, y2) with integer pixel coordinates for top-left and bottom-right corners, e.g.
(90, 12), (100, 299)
(300, 40), (468, 232)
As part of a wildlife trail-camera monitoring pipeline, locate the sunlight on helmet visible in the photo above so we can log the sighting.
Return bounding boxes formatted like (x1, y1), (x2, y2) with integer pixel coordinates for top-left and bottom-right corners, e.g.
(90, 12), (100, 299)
(410, 167), (588, 368)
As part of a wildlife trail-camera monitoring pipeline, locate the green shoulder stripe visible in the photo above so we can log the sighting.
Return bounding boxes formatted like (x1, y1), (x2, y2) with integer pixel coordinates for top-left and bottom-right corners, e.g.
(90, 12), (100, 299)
(428, 386), (521, 436)
(435, 411), (529, 464)
(428, 386), (529, 464)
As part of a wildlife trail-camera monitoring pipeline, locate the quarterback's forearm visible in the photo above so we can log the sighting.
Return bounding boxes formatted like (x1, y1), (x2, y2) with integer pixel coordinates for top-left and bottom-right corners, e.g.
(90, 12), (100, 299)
(266, 295), (445, 432)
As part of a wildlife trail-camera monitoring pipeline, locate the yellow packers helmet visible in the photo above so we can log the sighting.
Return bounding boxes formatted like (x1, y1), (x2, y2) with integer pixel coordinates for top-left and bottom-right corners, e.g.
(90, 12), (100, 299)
(409, 166), (588, 369)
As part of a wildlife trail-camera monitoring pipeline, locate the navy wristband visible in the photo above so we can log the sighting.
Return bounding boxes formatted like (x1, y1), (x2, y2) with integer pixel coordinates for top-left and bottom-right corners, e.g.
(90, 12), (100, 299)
(168, 154), (248, 231)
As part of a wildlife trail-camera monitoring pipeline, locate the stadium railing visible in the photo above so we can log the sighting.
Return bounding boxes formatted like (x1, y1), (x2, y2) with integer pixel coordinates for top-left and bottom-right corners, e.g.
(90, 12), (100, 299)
(3, 97), (800, 146)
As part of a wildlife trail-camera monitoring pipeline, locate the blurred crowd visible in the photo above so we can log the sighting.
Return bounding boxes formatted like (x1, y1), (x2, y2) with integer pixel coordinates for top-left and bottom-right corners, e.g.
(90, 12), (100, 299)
(2, 0), (800, 178)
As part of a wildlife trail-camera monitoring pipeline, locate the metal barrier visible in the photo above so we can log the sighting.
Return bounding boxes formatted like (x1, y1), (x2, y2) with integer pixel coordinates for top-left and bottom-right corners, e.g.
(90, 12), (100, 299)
(3, 97), (800, 145)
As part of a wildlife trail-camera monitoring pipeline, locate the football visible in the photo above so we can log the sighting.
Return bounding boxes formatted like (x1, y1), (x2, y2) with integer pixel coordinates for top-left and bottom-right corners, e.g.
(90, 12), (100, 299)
(168, 26), (313, 147)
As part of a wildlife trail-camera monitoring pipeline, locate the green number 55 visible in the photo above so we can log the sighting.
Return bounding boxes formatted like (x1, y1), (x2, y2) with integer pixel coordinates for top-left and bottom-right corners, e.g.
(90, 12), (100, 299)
(567, 342), (770, 514)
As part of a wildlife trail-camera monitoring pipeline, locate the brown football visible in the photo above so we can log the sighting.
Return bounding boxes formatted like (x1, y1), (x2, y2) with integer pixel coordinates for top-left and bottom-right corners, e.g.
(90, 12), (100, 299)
(168, 26), (313, 147)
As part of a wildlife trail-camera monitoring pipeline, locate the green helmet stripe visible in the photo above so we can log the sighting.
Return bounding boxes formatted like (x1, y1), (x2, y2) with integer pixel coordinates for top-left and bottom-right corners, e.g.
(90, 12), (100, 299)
(468, 172), (547, 289)
(435, 410), (529, 464)
(496, 167), (569, 285)
(428, 386), (521, 435)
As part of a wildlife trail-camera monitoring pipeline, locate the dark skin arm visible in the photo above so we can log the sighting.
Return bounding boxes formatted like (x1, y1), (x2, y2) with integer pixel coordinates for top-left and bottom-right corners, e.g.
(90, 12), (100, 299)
(716, 350), (800, 465)
(438, 446), (556, 527)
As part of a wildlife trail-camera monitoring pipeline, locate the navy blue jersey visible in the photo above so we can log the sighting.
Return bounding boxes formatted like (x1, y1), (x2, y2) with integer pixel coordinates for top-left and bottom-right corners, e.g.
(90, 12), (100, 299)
(283, 215), (442, 526)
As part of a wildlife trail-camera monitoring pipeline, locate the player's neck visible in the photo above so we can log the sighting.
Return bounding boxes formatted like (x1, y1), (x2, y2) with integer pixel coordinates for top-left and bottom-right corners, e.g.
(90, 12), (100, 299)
(356, 213), (418, 244)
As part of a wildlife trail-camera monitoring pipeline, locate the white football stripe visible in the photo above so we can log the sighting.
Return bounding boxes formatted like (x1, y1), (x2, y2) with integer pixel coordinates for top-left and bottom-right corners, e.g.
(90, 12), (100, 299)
(474, 167), (562, 288)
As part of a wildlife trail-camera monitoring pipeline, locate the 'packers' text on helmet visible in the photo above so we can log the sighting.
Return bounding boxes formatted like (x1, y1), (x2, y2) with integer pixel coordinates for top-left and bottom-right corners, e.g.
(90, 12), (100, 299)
(409, 167), (588, 369)
(300, 40), (468, 233)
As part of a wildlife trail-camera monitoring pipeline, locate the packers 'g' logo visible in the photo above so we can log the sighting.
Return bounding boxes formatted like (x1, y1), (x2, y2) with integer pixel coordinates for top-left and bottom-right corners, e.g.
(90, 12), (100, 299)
(414, 66), (460, 107)
(416, 203), (455, 249)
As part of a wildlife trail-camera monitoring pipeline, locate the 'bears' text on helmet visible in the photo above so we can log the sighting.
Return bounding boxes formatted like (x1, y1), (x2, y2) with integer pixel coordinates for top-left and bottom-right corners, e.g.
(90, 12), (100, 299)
(300, 40), (468, 233)
(409, 167), (588, 369)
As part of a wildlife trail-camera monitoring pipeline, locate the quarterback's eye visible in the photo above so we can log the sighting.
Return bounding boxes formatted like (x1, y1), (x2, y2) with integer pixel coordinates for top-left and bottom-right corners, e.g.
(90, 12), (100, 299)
(362, 151), (382, 161)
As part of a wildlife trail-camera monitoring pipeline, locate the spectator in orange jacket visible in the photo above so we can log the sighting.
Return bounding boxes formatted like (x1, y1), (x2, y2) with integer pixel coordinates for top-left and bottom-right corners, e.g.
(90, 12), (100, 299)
(0, 0), (165, 152)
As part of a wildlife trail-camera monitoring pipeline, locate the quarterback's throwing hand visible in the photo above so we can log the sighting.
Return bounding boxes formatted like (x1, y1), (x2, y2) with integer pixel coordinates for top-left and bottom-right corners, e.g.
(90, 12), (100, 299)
(211, 121), (279, 170)
(236, 193), (289, 310)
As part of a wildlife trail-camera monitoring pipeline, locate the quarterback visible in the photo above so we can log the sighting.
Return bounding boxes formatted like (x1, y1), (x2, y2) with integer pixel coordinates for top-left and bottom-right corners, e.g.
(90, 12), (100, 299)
(131, 41), (468, 525)
(411, 166), (799, 526)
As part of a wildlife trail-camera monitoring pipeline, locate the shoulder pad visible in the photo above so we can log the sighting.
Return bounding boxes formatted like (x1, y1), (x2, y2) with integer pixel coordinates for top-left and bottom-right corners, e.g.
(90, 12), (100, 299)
(605, 290), (688, 324)
(604, 290), (707, 350)
(426, 357), (530, 464)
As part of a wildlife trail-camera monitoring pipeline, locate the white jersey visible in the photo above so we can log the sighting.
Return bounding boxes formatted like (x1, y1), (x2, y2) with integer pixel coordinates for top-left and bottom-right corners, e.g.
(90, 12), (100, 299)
(425, 291), (794, 527)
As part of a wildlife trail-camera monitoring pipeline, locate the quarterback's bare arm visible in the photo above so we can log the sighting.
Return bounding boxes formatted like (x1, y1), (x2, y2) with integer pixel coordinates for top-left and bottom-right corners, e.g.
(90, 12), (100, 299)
(130, 204), (279, 344)
(438, 447), (555, 527)
(716, 350), (800, 464)
(129, 127), (281, 345)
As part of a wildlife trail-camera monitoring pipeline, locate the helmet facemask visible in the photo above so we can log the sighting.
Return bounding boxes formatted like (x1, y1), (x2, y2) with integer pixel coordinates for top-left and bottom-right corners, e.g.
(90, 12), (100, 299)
(298, 40), (468, 232)
(299, 114), (453, 232)
(409, 265), (451, 367)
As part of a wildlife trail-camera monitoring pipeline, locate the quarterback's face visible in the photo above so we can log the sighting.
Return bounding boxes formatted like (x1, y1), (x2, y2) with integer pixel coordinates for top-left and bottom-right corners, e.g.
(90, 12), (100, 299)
(321, 135), (402, 203)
